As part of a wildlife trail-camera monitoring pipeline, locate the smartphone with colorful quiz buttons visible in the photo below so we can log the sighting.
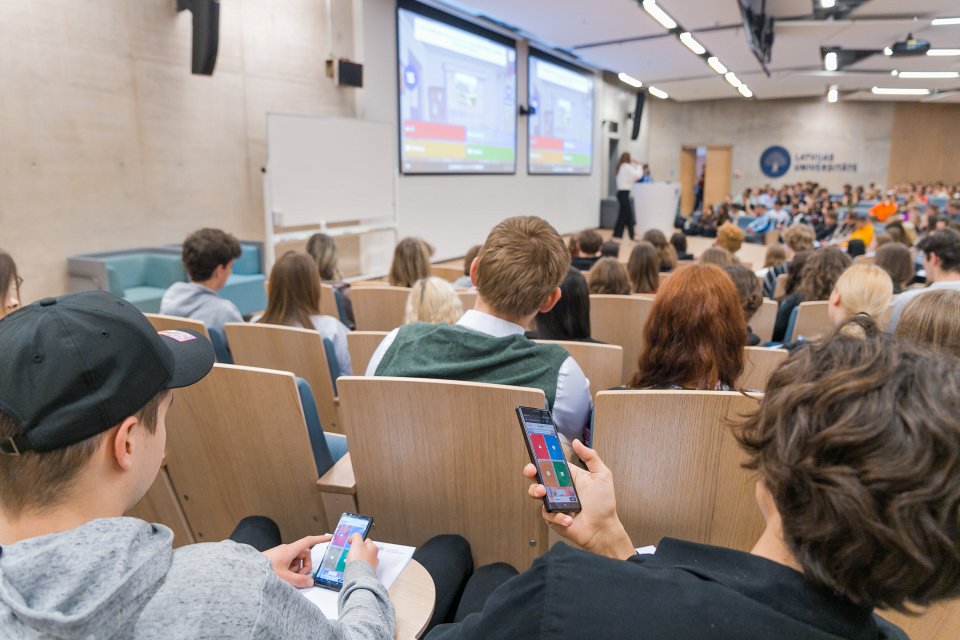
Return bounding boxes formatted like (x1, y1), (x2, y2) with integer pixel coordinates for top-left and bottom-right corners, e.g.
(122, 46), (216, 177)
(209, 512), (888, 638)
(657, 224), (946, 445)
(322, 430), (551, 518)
(314, 513), (374, 591)
(516, 406), (582, 513)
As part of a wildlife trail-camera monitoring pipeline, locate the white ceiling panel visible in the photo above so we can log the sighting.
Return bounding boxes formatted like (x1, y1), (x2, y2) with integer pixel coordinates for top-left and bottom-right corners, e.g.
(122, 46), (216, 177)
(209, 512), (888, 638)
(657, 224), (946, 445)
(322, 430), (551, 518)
(696, 29), (766, 75)
(658, 0), (743, 30)
(851, 0), (960, 18)
(582, 37), (714, 82)
(652, 76), (744, 102)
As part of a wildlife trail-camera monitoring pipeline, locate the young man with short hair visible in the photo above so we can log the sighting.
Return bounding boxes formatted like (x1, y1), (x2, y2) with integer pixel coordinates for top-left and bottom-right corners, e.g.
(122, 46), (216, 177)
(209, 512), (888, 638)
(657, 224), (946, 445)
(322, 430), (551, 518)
(0, 292), (392, 638)
(366, 216), (592, 444)
(159, 227), (243, 361)
(888, 228), (960, 330)
(571, 229), (603, 271)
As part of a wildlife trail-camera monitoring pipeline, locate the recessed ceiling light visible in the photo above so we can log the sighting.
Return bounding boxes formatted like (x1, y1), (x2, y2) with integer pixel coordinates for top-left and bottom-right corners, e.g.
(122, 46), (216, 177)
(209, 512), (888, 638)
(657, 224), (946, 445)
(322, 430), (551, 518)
(648, 86), (669, 100)
(679, 32), (706, 55)
(897, 71), (960, 79)
(931, 17), (960, 26)
(821, 0), (836, 8)
(738, 84), (754, 98)
(871, 87), (932, 95)
(883, 47), (893, 56)
(642, 0), (677, 30)
(618, 72), (643, 88)
(824, 51), (838, 71)
(927, 49), (960, 56)
(891, 70), (899, 76)
(827, 85), (838, 103)
(724, 72), (742, 88)
(707, 56), (728, 75)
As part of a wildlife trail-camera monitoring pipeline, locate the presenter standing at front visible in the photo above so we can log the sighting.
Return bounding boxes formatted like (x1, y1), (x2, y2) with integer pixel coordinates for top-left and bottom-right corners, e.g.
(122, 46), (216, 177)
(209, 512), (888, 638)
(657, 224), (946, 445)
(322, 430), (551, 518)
(614, 153), (644, 240)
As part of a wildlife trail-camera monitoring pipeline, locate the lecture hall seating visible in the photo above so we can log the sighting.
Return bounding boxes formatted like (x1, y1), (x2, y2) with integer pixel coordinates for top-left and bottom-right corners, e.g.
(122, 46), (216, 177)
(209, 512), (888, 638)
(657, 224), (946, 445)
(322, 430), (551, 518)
(351, 285), (410, 331)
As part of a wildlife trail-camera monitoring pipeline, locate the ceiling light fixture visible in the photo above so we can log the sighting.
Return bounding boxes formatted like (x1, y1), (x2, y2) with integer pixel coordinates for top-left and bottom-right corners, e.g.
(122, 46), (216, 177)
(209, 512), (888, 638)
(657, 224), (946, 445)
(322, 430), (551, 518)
(897, 71), (960, 79)
(827, 85), (838, 103)
(931, 17), (960, 26)
(707, 56), (728, 75)
(883, 47), (893, 56)
(927, 49), (960, 56)
(738, 84), (754, 98)
(824, 51), (838, 71)
(642, 0), (677, 30)
(618, 72), (643, 88)
(871, 87), (932, 95)
(821, 0), (837, 8)
(724, 72), (742, 88)
(648, 86), (669, 99)
(679, 32), (706, 55)
(891, 70), (899, 76)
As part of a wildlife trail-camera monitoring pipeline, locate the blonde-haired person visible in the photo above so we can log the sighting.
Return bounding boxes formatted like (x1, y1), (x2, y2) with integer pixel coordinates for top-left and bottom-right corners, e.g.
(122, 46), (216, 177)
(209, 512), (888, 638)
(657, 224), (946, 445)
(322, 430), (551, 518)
(895, 289), (960, 357)
(587, 258), (630, 295)
(715, 222), (745, 255)
(255, 251), (352, 375)
(404, 277), (464, 325)
(827, 264), (894, 331)
(388, 237), (433, 288)
(366, 216), (592, 444)
(305, 232), (356, 329)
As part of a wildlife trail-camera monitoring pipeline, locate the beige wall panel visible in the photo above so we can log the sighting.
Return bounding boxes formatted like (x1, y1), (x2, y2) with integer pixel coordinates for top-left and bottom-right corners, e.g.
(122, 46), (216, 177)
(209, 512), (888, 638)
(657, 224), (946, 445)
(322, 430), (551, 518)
(888, 103), (960, 185)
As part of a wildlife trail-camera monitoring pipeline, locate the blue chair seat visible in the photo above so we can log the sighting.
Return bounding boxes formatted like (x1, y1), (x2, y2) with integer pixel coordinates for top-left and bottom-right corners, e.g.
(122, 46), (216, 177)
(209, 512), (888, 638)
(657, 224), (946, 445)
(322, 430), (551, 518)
(295, 377), (348, 477)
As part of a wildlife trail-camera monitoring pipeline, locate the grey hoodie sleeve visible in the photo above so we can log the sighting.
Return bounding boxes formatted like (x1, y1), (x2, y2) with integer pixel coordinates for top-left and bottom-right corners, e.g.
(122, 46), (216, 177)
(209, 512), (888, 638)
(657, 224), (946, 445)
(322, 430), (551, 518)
(252, 560), (394, 640)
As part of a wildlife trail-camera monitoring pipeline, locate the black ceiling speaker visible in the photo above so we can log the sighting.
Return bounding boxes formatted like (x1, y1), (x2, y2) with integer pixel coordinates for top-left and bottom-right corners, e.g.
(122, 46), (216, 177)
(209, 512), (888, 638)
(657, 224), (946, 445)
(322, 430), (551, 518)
(177, 0), (219, 75)
(631, 92), (646, 141)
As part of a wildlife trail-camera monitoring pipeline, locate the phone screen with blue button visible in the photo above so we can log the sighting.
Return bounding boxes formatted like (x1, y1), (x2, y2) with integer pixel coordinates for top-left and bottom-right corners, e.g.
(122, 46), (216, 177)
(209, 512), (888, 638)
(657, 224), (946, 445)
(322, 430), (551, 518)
(516, 406), (582, 513)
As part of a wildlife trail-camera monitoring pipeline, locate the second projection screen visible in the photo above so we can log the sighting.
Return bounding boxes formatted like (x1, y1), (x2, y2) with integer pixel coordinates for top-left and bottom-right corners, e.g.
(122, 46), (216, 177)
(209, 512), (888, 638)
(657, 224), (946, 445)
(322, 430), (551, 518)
(528, 55), (594, 174)
(398, 3), (517, 174)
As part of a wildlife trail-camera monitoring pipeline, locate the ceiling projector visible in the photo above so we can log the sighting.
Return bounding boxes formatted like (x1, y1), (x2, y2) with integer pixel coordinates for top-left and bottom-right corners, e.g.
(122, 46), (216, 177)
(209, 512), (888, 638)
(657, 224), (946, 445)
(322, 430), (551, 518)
(890, 34), (931, 56)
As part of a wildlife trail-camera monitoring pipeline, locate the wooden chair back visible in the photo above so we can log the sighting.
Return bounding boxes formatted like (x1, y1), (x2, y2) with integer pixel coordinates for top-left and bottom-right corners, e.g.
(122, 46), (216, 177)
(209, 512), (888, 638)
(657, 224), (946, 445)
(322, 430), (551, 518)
(737, 347), (788, 392)
(534, 340), (623, 398)
(773, 273), (788, 299)
(752, 299), (778, 343)
(224, 322), (340, 433)
(589, 294), (656, 384)
(431, 264), (464, 282)
(456, 289), (477, 311)
(351, 286), (410, 331)
(794, 300), (833, 341)
(163, 363), (329, 542)
(347, 331), (388, 376)
(126, 466), (195, 548)
(319, 283), (340, 319)
(144, 313), (210, 339)
(593, 390), (764, 551)
(337, 376), (549, 569)
(880, 602), (960, 640)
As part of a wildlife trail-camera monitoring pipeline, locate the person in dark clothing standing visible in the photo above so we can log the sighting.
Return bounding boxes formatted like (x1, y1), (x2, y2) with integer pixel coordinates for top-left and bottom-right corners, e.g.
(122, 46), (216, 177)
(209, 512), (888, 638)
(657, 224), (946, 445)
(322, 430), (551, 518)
(613, 153), (643, 239)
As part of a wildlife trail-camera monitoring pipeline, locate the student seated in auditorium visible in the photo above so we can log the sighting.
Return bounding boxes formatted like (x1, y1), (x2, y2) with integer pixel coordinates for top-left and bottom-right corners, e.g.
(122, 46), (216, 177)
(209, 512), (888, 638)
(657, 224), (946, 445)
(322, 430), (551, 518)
(404, 276), (464, 325)
(724, 264), (763, 347)
(254, 251), (352, 375)
(388, 236), (433, 288)
(756, 244), (785, 280)
(641, 229), (678, 272)
(815, 209), (839, 242)
(306, 232), (356, 329)
(159, 228), (243, 362)
(425, 326), (960, 639)
(626, 242), (659, 294)
(0, 292), (393, 638)
(762, 223), (815, 298)
(669, 232), (693, 261)
(0, 250), (21, 319)
(888, 228), (960, 331)
(626, 264), (744, 391)
(826, 264), (893, 332)
(772, 247), (850, 343)
(527, 267), (599, 343)
(874, 243), (915, 295)
(715, 222), (745, 257)
(366, 216), (592, 444)
(698, 247), (734, 267)
(587, 258), (630, 296)
(570, 229), (603, 272)
(452, 245), (481, 289)
(895, 289), (960, 357)
(600, 239), (620, 259)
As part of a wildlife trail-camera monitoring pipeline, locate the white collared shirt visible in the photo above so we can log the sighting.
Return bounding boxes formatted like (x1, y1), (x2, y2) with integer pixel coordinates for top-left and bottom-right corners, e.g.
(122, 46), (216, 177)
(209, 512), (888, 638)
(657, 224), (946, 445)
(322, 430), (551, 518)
(365, 310), (593, 443)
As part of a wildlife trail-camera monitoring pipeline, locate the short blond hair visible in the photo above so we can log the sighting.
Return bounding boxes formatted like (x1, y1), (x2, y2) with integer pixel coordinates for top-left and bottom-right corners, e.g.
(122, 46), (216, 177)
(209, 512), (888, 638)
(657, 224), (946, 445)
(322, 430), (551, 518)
(716, 222), (745, 253)
(475, 217), (569, 318)
(833, 264), (894, 320)
(783, 224), (816, 253)
(404, 277), (464, 325)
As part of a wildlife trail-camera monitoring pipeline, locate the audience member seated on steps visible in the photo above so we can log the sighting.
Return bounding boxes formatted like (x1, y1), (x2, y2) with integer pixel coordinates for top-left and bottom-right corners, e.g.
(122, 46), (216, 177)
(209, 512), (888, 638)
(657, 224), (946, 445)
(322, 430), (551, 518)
(570, 229), (603, 272)
(587, 258), (630, 296)
(366, 216), (593, 444)
(389, 236), (433, 288)
(888, 228), (960, 331)
(425, 326), (960, 639)
(159, 228), (242, 363)
(895, 289), (960, 357)
(627, 263), (744, 391)
(642, 229), (677, 273)
(724, 264), (763, 347)
(772, 247), (850, 343)
(827, 264), (893, 333)
(253, 251), (352, 375)
(452, 245), (481, 289)
(404, 276), (464, 325)
(306, 232), (356, 330)
(600, 239), (620, 259)
(699, 247), (734, 267)
(0, 250), (21, 318)
(762, 223), (815, 298)
(670, 232), (693, 261)
(0, 291), (394, 639)
(527, 266), (599, 343)
(874, 243), (915, 295)
(626, 242), (659, 294)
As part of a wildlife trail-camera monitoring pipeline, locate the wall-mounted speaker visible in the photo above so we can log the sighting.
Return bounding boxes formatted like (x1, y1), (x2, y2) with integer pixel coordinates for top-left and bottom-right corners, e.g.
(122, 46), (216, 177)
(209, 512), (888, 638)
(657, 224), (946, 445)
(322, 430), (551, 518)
(631, 93), (646, 141)
(177, 0), (219, 76)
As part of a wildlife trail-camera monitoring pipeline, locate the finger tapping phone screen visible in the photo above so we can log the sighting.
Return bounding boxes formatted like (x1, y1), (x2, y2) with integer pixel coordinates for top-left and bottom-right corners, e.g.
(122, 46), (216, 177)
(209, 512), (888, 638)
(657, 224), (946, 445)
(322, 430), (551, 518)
(314, 513), (373, 590)
(516, 406), (582, 513)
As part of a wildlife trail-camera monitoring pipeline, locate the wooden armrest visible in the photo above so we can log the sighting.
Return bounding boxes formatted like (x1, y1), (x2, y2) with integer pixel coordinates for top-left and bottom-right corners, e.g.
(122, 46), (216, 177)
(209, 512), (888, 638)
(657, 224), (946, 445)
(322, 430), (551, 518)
(316, 452), (356, 494)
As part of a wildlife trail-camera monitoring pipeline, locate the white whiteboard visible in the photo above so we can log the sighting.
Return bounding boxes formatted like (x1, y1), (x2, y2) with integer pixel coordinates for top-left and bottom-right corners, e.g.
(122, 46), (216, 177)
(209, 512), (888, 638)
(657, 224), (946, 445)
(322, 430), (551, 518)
(266, 114), (396, 228)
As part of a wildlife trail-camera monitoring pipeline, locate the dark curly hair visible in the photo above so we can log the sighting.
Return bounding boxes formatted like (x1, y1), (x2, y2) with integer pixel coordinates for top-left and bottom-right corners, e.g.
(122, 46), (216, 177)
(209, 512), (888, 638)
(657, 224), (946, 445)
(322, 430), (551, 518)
(736, 322), (960, 611)
(796, 247), (850, 301)
(182, 228), (242, 281)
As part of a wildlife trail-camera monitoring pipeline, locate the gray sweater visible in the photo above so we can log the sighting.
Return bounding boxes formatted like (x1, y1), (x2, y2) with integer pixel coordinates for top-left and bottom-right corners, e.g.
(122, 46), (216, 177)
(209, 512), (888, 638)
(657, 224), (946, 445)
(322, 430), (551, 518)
(0, 517), (394, 639)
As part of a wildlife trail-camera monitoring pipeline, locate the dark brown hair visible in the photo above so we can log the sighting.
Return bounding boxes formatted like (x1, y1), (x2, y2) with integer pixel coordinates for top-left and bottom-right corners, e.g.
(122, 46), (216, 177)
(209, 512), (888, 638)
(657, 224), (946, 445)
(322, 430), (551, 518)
(587, 258), (630, 295)
(305, 233), (341, 281)
(627, 242), (659, 294)
(797, 247), (850, 301)
(628, 264), (745, 390)
(783, 250), (812, 297)
(724, 264), (763, 322)
(736, 327), (960, 610)
(462, 245), (482, 276)
(642, 229), (677, 271)
(182, 228), (242, 281)
(259, 251), (322, 329)
(874, 243), (915, 292)
(577, 230), (603, 255)
(389, 237), (433, 287)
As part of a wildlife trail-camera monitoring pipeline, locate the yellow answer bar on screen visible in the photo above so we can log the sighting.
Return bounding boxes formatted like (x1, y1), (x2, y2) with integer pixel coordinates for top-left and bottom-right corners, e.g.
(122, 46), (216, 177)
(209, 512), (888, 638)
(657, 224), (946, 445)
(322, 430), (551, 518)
(404, 140), (467, 159)
(530, 150), (564, 164)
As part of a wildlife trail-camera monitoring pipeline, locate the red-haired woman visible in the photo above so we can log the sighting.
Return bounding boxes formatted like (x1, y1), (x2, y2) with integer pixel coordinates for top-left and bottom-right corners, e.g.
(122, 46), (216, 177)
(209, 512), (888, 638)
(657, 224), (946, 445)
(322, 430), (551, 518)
(627, 263), (745, 390)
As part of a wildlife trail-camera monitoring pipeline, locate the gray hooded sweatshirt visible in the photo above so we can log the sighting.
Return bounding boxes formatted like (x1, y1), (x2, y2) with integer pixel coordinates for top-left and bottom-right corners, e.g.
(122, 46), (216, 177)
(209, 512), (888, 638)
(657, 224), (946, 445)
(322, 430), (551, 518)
(158, 282), (242, 362)
(0, 517), (394, 639)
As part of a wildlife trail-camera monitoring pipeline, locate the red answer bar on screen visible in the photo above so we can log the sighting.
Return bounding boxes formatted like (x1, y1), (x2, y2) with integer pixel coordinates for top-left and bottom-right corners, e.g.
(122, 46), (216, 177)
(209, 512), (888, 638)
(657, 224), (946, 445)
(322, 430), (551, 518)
(530, 136), (563, 151)
(404, 120), (466, 142)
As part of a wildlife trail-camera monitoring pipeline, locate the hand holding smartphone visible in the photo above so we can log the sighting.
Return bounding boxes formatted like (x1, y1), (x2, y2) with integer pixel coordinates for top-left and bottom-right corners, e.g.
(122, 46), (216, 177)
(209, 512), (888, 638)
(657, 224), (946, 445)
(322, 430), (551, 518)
(516, 406), (582, 513)
(314, 513), (374, 591)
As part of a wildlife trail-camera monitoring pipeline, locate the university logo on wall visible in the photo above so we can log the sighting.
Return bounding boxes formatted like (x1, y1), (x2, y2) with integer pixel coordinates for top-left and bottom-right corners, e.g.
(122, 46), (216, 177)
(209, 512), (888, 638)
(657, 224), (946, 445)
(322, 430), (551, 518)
(760, 146), (791, 178)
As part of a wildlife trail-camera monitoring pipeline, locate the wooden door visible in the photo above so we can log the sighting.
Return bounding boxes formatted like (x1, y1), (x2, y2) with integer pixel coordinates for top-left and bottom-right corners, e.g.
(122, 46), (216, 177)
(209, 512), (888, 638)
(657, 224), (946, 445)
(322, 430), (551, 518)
(704, 146), (732, 211)
(680, 147), (697, 216)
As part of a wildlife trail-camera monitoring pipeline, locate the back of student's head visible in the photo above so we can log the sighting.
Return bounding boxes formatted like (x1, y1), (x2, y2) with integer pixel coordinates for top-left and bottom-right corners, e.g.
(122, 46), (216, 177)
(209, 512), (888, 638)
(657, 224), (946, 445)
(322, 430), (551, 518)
(723, 264), (762, 323)
(600, 239), (620, 259)
(763, 245), (786, 269)
(475, 216), (568, 318)
(627, 242), (660, 294)
(782, 223), (815, 253)
(389, 237), (433, 288)
(874, 243), (914, 291)
(896, 289), (960, 358)
(305, 233), (341, 281)
(798, 247), (851, 301)
(642, 228), (677, 271)
(588, 257), (630, 295)
(737, 330), (960, 611)
(462, 245), (482, 276)
(259, 251), (322, 329)
(716, 222), (745, 254)
(699, 246), (734, 267)
(533, 266), (591, 341)
(404, 276), (464, 325)
(832, 263), (893, 321)
(0, 249), (20, 319)
(182, 228), (242, 282)
(669, 232), (687, 256)
(576, 229), (603, 256)
(847, 239), (866, 260)
(919, 228), (960, 272)
(629, 263), (745, 390)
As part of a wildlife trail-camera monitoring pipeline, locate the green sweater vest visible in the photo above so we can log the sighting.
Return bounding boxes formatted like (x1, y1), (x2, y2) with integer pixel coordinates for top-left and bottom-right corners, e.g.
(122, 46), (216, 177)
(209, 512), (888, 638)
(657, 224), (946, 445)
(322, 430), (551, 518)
(375, 322), (570, 408)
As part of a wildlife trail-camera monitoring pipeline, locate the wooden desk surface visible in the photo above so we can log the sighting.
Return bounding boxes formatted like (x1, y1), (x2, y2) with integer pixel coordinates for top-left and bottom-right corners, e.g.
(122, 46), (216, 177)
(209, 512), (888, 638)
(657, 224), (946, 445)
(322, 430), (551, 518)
(390, 559), (436, 639)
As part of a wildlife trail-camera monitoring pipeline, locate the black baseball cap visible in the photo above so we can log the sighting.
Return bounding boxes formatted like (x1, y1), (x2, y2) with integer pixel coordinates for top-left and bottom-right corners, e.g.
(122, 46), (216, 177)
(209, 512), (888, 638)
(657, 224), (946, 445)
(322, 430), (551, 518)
(0, 291), (215, 455)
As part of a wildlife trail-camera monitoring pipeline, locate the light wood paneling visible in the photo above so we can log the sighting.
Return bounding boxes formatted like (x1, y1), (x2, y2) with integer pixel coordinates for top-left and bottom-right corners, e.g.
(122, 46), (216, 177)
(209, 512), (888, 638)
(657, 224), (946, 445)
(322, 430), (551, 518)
(351, 286), (411, 331)
(793, 300), (833, 341)
(589, 294), (656, 384)
(535, 340), (624, 398)
(737, 347), (788, 392)
(347, 331), (388, 376)
(888, 103), (960, 185)
(752, 299), (777, 343)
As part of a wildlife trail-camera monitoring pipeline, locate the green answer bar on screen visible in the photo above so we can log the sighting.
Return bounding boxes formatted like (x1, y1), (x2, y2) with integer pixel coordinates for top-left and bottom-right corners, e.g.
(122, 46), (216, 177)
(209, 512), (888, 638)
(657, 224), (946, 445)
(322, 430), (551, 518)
(562, 153), (591, 166)
(465, 145), (514, 162)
